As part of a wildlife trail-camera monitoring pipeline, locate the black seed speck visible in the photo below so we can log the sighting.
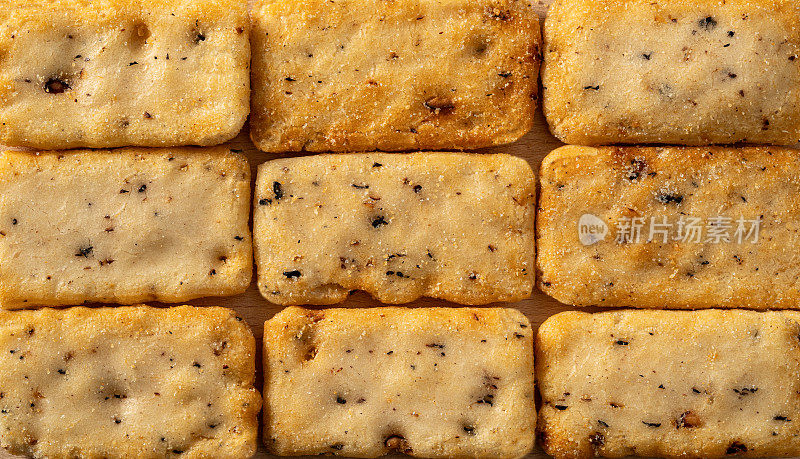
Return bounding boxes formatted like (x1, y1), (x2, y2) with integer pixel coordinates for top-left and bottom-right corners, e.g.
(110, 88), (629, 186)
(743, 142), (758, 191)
(44, 78), (69, 94)
(698, 16), (717, 30)
(372, 216), (388, 228)
(656, 193), (683, 204)
(273, 182), (284, 200)
(726, 442), (747, 455)
(283, 270), (301, 279)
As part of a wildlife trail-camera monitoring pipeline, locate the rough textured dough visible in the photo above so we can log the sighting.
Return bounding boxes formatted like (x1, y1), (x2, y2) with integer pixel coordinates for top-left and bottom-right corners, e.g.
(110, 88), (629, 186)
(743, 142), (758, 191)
(537, 309), (800, 459)
(249, 0), (540, 153)
(537, 145), (800, 309)
(0, 147), (252, 308)
(263, 306), (535, 458)
(253, 153), (536, 305)
(542, 0), (800, 145)
(0, 0), (249, 149)
(0, 305), (261, 459)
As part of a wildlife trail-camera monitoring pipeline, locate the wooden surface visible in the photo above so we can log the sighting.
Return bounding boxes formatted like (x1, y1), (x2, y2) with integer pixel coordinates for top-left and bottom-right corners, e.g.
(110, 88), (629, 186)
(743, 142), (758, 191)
(3, 1), (565, 458)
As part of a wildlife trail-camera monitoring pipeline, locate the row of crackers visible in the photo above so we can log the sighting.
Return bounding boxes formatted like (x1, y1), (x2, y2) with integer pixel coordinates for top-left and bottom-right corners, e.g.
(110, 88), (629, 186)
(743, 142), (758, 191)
(0, 304), (798, 458)
(4, 145), (800, 310)
(2, 0), (798, 151)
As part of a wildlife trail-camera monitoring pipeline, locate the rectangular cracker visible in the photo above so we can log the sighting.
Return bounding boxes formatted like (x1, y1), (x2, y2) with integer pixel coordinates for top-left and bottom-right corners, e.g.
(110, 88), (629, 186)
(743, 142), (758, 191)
(249, 0), (540, 153)
(0, 305), (261, 458)
(253, 153), (535, 305)
(542, 0), (800, 145)
(537, 309), (800, 459)
(0, 147), (252, 308)
(538, 145), (800, 309)
(0, 0), (249, 149)
(264, 306), (535, 458)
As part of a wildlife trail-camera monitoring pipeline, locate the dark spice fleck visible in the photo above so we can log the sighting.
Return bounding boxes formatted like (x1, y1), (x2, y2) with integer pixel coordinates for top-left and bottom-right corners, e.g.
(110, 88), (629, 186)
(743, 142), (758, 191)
(463, 425), (476, 435)
(234, 236), (244, 241)
(330, 443), (344, 451)
(627, 158), (647, 180)
(698, 16), (718, 30)
(44, 78), (70, 94)
(676, 411), (701, 428)
(656, 193), (683, 204)
(498, 71), (512, 78)
(598, 420), (609, 428)
(774, 415), (790, 421)
(726, 442), (747, 455)
(11, 218), (17, 225)
(283, 270), (301, 279)
(138, 184), (147, 193)
(614, 340), (629, 346)
(57, 369), (66, 375)
(589, 433), (605, 447)
(75, 246), (93, 258)
(584, 85), (600, 90)
(373, 162), (382, 168)
(413, 184), (422, 193)
(336, 396), (346, 404)
(352, 184), (369, 189)
(259, 198), (272, 206)
(733, 387), (758, 396)
(642, 421), (661, 428)
(554, 405), (568, 411)
(384, 435), (411, 453)
(641, 52), (652, 60)
(273, 182), (284, 200)
(423, 96), (455, 113)
(371, 216), (388, 228)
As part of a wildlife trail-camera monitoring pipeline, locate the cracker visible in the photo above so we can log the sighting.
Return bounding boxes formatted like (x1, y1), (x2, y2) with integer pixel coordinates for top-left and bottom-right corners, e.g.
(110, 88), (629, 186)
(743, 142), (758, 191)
(542, 0), (800, 145)
(538, 145), (800, 309)
(249, 0), (539, 153)
(0, 0), (249, 149)
(0, 305), (261, 458)
(263, 306), (535, 458)
(537, 309), (800, 459)
(253, 153), (535, 305)
(0, 147), (252, 308)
